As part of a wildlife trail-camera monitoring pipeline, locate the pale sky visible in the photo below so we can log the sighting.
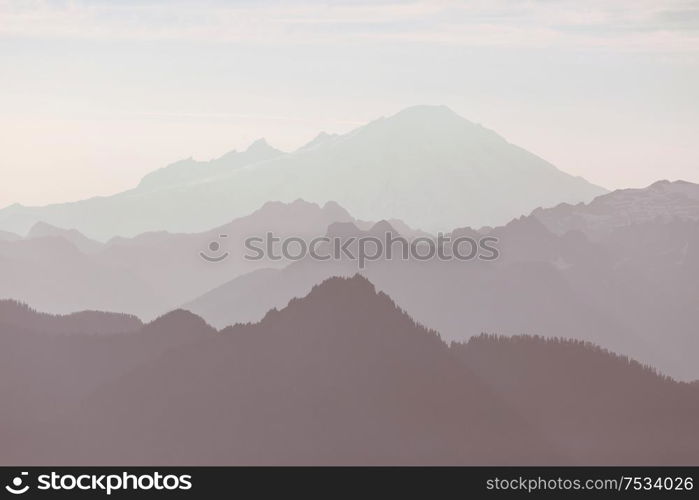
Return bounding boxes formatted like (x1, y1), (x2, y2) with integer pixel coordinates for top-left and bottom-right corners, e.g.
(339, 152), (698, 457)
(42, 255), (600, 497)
(1, 0), (699, 208)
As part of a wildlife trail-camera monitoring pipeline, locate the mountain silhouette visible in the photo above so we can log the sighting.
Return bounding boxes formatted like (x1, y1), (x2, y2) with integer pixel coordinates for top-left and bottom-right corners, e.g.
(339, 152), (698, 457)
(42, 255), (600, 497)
(0, 299), (142, 334)
(137, 138), (283, 191)
(532, 179), (699, 239)
(0, 305), (216, 457)
(184, 218), (412, 325)
(0, 200), (358, 319)
(453, 334), (699, 464)
(2, 275), (698, 465)
(183, 212), (699, 381)
(26, 221), (103, 254)
(297, 131), (340, 151)
(0, 105), (606, 239)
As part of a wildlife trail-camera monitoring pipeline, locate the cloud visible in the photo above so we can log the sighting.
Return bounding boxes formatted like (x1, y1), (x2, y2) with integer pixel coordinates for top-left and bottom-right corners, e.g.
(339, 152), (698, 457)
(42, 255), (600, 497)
(652, 7), (699, 30)
(1, 0), (699, 51)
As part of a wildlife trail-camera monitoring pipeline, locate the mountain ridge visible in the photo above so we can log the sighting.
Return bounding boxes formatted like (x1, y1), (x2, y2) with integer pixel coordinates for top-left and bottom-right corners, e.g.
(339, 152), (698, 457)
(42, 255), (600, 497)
(0, 105), (606, 239)
(3, 274), (698, 465)
(532, 179), (699, 238)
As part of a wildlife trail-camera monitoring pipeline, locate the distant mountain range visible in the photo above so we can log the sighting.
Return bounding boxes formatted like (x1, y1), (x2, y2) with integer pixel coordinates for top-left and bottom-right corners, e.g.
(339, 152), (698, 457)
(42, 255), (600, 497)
(3, 101), (697, 467)
(183, 181), (699, 381)
(25, 221), (104, 254)
(0, 105), (606, 240)
(0, 199), (358, 319)
(532, 179), (699, 238)
(2, 275), (697, 465)
(2, 182), (699, 379)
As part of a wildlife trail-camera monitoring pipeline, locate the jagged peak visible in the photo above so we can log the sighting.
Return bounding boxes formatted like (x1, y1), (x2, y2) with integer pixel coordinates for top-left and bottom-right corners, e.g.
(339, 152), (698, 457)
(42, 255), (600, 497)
(245, 137), (279, 154)
(297, 131), (340, 151)
(326, 221), (362, 237)
(26, 220), (82, 236)
(257, 199), (320, 212)
(369, 219), (397, 235)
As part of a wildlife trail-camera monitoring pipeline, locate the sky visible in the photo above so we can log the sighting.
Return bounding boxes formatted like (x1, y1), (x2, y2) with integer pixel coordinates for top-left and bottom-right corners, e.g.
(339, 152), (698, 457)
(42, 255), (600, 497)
(1, 0), (699, 208)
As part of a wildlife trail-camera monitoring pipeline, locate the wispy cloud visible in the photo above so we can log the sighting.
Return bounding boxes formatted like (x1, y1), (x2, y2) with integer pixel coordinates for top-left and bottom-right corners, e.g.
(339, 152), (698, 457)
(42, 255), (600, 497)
(1, 0), (699, 51)
(119, 109), (364, 126)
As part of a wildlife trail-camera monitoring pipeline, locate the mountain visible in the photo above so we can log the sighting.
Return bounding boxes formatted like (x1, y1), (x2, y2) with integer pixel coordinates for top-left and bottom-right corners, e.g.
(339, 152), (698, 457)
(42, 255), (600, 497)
(0, 235), (154, 317)
(26, 221), (103, 254)
(136, 138), (283, 191)
(532, 180), (699, 239)
(3, 276), (698, 465)
(183, 215), (699, 381)
(452, 334), (699, 464)
(0, 306), (215, 454)
(184, 219), (405, 325)
(0, 299), (142, 334)
(0, 230), (20, 242)
(0, 200), (356, 319)
(297, 131), (340, 151)
(0, 106), (606, 240)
